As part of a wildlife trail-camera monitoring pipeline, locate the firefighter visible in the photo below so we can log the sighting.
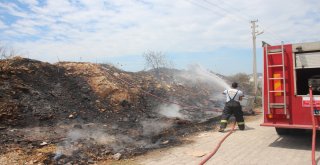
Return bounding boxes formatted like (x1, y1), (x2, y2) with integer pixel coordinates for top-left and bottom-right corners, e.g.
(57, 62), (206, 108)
(219, 82), (245, 132)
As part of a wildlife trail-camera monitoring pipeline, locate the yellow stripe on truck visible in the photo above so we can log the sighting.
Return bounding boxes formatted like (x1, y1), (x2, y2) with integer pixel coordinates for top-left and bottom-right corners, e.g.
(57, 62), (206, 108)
(273, 73), (282, 96)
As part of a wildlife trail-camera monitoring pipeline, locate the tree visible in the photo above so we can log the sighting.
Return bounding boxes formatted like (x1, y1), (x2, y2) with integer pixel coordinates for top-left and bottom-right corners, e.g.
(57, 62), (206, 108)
(143, 51), (172, 78)
(0, 42), (16, 59)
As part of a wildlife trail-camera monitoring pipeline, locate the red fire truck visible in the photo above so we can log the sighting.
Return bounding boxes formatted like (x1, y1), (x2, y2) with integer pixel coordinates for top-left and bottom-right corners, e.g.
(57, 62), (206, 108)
(260, 41), (320, 135)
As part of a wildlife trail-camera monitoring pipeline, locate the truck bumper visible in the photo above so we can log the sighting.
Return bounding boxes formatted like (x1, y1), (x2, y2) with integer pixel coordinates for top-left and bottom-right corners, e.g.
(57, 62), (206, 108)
(261, 123), (320, 130)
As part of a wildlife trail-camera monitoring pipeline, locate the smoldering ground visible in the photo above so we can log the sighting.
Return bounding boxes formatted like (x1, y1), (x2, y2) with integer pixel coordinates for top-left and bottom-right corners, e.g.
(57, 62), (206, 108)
(0, 58), (234, 164)
(50, 119), (177, 164)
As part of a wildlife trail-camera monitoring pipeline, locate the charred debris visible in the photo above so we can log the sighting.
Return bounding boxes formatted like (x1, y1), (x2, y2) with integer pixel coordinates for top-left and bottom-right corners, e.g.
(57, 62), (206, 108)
(0, 57), (252, 164)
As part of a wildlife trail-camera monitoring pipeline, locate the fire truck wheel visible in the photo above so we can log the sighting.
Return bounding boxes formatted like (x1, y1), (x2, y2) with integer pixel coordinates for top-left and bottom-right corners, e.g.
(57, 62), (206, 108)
(275, 128), (290, 135)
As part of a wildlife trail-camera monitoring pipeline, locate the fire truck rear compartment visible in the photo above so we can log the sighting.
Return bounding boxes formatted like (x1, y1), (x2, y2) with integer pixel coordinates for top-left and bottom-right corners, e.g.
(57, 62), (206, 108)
(296, 68), (320, 95)
(295, 51), (320, 95)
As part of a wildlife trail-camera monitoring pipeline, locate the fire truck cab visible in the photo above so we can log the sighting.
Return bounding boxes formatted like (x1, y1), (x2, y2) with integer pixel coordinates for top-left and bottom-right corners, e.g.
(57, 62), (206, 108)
(261, 41), (320, 135)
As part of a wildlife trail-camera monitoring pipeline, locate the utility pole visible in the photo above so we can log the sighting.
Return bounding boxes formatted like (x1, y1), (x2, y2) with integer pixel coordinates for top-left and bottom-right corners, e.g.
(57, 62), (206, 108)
(251, 20), (263, 101)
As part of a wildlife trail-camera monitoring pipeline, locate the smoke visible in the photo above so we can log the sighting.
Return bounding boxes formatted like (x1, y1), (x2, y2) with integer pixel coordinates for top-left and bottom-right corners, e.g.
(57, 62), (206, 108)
(66, 128), (115, 145)
(54, 125), (115, 160)
(175, 64), (230, 109)
(178, 64), (230, 90)
(157, 104), (187, 119)
(141, 119), (173, 136)
(53, 122), (167, 160)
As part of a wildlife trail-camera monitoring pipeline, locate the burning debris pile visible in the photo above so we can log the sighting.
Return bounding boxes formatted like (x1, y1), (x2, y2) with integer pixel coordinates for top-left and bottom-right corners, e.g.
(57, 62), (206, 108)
(0, 57), (248, 164)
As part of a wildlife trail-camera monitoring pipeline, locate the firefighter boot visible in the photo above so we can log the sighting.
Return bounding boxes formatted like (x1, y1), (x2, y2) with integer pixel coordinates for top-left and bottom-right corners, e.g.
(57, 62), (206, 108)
(218, 128), (225, 132)
(238, 122), (245, 130)
(219, 122), (227, 132)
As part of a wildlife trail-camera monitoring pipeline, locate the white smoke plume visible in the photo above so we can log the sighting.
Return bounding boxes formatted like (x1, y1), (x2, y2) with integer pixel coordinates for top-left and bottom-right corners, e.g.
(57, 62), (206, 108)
(54, 125), (116, 160)
(176, 64), (230, 108)
(141, 119), (173, 136)
(157, 104), (187, 119)
(177, 64), (230, 90)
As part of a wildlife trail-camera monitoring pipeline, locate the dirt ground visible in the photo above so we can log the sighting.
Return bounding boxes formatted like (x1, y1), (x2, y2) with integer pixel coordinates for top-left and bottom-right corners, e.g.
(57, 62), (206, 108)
(0, 57), (257, 164)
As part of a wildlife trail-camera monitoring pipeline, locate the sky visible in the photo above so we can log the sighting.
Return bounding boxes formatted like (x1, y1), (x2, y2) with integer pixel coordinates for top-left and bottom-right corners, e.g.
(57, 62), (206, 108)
(0, 0), (319, 75)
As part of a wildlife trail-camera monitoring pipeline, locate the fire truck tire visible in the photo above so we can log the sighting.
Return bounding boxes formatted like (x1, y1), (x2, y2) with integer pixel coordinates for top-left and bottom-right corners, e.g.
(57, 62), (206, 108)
(275, 128), (290, 135)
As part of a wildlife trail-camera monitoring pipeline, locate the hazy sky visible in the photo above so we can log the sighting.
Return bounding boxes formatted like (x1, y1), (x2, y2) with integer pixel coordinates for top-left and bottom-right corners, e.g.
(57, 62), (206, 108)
(0, 0), (319, 75)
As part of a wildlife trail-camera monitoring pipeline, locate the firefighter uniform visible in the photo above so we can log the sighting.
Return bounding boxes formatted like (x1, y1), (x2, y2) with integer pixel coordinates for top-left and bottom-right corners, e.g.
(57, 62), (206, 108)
(219, 87), (245, 131)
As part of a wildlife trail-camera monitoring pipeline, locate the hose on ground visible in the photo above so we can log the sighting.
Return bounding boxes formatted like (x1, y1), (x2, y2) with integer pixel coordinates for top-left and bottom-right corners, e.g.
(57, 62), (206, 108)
(198, 121), (237, 165)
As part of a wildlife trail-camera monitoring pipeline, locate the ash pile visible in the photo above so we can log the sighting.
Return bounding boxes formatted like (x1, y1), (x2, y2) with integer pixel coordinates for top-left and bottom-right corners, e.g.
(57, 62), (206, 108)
(0, 57), (247, 164)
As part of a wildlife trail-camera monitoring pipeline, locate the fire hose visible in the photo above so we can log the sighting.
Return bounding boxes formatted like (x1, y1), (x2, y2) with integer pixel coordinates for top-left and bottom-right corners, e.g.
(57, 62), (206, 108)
(198, 121), (237, 165)
(309, 85), (317, 165)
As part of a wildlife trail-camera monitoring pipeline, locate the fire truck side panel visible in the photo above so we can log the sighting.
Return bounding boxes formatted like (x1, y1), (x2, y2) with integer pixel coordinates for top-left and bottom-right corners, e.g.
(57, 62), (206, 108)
(262, 42), (320, 129)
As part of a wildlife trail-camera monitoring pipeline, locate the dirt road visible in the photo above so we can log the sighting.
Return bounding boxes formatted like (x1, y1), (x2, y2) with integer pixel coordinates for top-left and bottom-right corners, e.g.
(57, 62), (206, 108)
(135, 114), (320, 165)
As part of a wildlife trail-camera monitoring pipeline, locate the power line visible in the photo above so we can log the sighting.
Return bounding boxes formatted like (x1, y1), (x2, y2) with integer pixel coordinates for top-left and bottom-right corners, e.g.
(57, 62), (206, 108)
(201, 0), (249, 23)
(215, 0), (252, 20)
(203, 0), (285, 43)
(185, 0), (227, 18)
(187, 0), (285, 44)
(186, 0), (246, 24)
